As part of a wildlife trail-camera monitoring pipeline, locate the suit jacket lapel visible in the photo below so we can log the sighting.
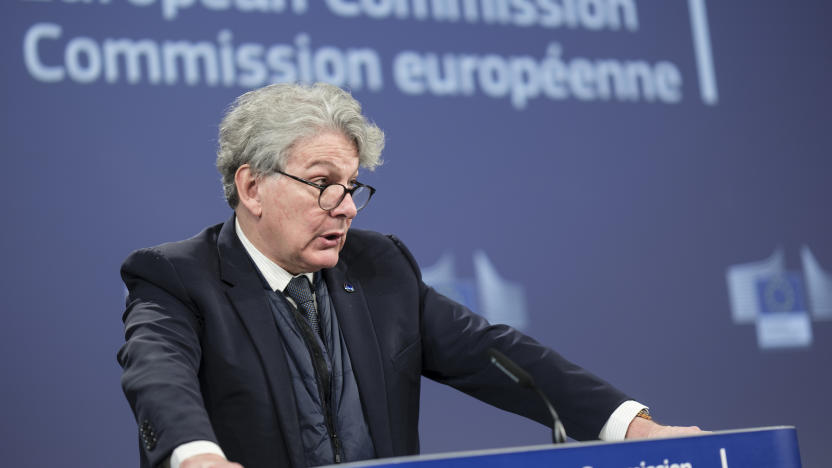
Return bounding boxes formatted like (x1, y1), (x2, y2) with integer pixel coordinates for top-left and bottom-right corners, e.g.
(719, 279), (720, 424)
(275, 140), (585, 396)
(216, 216), (306, 467)
(324, 262), (394, 458)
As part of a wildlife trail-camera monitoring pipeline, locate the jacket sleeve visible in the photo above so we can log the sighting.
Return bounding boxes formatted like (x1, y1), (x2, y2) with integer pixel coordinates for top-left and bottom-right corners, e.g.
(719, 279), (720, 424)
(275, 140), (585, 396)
(387, 235), (631, 441)
(117, 247), (219, 467)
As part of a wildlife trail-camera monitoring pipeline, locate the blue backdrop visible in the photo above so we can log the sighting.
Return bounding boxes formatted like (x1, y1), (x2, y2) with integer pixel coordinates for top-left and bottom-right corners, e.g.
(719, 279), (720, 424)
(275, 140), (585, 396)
(1, 1), (830, 467)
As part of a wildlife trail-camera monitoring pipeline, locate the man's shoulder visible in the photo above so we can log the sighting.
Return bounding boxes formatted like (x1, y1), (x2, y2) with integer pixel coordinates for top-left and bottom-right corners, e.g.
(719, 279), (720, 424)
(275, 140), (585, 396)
(342, 229), (420, 275)
(343, 228), (390, 245)
(122, 221), (227, 273)
(342, 228), (401, 256)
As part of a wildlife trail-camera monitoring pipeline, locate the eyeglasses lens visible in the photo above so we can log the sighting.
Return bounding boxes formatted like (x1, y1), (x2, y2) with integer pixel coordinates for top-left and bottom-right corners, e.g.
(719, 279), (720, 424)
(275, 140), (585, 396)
(319, 185), (372, 211)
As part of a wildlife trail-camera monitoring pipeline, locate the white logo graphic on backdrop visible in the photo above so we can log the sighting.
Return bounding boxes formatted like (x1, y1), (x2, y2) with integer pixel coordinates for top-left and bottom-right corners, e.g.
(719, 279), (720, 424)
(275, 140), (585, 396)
(726, 246), (832, 349)
(422, 251), (529, 330)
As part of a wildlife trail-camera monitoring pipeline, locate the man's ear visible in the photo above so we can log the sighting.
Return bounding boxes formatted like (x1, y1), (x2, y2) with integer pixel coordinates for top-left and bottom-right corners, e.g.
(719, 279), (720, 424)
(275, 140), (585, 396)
(235, 164), (262, 217)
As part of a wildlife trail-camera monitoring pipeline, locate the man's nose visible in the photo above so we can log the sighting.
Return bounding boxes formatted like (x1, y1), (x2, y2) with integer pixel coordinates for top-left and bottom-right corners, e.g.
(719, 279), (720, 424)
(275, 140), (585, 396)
(331, 192), (358, 218)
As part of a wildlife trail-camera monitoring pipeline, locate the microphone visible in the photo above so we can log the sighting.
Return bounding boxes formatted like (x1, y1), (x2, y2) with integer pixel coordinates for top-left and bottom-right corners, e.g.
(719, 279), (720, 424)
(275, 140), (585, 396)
(488, 348), (567, 444)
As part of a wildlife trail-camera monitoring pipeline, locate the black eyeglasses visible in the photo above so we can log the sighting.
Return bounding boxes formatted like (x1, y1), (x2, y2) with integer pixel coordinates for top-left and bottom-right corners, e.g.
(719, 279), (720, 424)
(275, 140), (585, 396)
(276, 170), (376, 212)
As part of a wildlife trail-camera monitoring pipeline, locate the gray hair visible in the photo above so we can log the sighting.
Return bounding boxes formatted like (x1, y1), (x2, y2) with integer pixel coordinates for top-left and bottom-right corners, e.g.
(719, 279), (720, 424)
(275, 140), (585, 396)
(217, 82), (385, 208)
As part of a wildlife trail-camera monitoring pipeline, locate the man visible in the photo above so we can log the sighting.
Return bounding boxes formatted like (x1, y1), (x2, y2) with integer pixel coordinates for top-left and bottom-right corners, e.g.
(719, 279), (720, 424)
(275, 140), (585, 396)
(118, 83), (699, 468)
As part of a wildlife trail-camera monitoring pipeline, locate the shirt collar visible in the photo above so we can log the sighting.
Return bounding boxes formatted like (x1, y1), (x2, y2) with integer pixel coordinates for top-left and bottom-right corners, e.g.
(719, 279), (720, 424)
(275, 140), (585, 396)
(235, 216), (314, 292)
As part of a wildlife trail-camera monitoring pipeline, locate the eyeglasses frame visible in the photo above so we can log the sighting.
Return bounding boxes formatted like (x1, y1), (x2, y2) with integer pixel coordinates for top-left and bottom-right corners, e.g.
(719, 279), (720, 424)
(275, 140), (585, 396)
(275, 169), (376, 212)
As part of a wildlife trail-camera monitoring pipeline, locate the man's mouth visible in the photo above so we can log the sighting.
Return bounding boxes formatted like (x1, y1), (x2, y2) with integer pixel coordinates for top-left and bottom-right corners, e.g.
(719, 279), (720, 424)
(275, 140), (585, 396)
(320, 231), (344, 245)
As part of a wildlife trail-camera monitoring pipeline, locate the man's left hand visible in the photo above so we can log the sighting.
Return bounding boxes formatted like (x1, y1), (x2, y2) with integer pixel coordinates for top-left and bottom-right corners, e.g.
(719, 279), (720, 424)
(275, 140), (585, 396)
(625, 416), (704, 439)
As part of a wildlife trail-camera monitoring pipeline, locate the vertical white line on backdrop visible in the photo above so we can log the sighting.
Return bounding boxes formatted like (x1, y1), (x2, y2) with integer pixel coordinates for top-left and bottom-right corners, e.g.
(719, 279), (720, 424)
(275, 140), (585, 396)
(688, 0), (719, 105)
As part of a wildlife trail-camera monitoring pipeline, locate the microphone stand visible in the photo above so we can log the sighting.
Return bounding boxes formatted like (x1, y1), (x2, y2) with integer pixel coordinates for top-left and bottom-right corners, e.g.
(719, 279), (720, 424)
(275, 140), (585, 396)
(488, 348), (567, 444)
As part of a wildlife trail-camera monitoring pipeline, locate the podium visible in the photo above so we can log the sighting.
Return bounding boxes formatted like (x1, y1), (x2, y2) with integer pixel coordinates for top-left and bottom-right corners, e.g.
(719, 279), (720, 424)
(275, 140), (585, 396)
(338, 426), (801, 468)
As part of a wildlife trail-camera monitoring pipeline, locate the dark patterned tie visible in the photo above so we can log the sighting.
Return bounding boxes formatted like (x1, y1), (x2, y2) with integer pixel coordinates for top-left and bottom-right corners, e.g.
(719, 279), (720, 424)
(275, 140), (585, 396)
(284, 276), (320, 336)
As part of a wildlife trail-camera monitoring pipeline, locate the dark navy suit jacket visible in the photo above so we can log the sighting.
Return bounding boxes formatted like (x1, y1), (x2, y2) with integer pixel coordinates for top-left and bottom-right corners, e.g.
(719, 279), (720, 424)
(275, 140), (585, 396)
(118, 216), (629, 468)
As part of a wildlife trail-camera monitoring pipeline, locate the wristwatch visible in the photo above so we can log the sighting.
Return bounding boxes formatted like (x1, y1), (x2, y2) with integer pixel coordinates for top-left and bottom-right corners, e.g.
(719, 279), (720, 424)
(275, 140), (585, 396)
(636, 408), (652, 421)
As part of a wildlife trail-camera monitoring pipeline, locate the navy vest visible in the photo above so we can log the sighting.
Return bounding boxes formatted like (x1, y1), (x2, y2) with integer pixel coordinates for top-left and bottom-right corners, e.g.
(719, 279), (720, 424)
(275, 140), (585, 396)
(265, 273), (375, 467)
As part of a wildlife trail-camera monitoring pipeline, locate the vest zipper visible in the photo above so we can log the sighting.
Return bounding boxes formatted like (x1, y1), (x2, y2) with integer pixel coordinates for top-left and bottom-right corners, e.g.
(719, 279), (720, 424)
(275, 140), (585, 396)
(332, 432), (342, 463)
(291, 299), (343, 464)
(319, 385), (342, 463)
(304, 319), (342, 463)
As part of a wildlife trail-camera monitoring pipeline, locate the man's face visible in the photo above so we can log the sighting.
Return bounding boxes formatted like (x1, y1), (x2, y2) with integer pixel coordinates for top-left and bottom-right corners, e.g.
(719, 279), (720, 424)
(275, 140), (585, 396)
(254, 131), (360, 274)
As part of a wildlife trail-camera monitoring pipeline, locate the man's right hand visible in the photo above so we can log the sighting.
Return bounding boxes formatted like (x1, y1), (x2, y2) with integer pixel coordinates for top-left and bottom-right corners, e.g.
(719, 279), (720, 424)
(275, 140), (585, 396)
(180, 453), (244, 468)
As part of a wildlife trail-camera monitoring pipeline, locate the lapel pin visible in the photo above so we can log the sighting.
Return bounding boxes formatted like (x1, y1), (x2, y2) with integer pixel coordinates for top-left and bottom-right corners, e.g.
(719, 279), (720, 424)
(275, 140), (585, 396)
(343, 282), (355, 293)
